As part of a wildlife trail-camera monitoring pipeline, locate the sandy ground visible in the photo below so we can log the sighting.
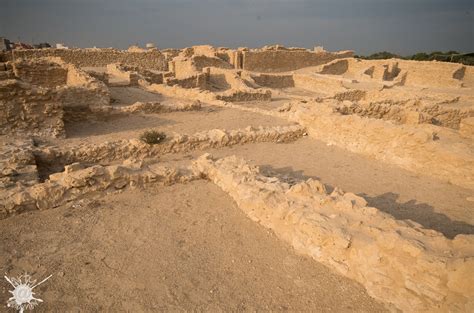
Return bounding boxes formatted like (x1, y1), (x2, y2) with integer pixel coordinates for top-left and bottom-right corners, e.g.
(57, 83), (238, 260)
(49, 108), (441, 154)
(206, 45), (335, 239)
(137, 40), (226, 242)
(0, 181), (386, 312)
(63, 106), (294, 145)
(109, 86), (165, 106)
(59, 87), (294, 145)
(162, 138), (474, 239)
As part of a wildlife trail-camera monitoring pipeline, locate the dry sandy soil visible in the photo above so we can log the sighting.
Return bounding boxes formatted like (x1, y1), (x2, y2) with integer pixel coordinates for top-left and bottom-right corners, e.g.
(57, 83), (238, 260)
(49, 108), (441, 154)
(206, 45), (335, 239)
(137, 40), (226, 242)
(0, 182), (386, 312)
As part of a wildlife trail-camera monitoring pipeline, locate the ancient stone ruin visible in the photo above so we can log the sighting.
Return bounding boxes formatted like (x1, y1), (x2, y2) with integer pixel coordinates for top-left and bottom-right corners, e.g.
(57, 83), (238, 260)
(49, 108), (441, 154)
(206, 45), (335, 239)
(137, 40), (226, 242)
(0, 45), (473, 312)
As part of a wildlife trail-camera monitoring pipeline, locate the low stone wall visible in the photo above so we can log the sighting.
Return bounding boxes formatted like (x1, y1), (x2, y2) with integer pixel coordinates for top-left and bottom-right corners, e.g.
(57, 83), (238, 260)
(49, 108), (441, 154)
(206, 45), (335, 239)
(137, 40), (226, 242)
(143, 75), (271, 103)
(0, 79), (65, 137)
(172, 55), (233, 79)
(194, 154), (474, 312)
(65, 62), (110, 105)
(0, 57), (110, 135)
(202, 67), (272, 101)
(336, 100), (474, 130)
(293, 74), (346, 94)
(165, 73), (208, 89)
(1, 161), (198, 218)
(142, 82), (219, 103)
(290, 100), (474, 190)
(35, 125), (305, 166)
(116, 100), (201, 114)
(249, 73), (295, 88)
(12, 58), (67, 88)
(0, 138), (39, 191)
(106, 63), (140, 86)
(242, 50), (353, 72)
(319, 59), (350, 75)
(319, 58), (473, 89)
(215, 89), (272, 102)
(8, 48), (168, 70)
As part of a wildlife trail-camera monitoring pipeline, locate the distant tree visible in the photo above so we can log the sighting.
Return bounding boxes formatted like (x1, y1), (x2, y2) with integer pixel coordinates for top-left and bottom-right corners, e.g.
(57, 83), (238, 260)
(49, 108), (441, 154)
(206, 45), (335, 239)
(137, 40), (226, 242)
(445, 50), (460, 55)
(429, 51), (443, 57)
(356, 50), (472, 65)
(411, 53), (430, 61)
(364, 51), (400, 60)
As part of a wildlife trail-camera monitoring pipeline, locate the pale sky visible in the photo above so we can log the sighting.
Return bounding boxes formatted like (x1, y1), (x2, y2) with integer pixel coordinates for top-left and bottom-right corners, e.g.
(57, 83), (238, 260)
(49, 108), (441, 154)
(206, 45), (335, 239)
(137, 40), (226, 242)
(1, 0), (473, 55)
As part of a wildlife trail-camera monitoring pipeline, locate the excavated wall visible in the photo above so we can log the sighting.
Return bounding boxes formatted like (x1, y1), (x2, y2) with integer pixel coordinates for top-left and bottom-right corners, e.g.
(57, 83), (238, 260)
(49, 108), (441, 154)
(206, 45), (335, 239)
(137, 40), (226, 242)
(335, 100), (474, 129)
(0, 79), (65, 137)
(319, 58), (473, 89)
(0, 58), (110, 136)
(1, 161), (199, 218)
(290, 100), (474, 190)
(242, 50), (354, 72)
(13, 58), (68, 88)
(4, 48), (168, 70)
(194, 154), (474, 312)
(172, 55), (232, 79)
(35, 125), (305, 166)
(249, 73), (295, 88)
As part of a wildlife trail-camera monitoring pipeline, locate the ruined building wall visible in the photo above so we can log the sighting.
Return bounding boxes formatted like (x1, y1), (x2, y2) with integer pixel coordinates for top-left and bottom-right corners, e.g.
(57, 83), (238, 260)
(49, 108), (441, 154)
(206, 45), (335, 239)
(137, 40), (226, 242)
(7, 48), (168, 70)
(12, 58), (68, 88)
(319, 58), (473, 89)
(399, 61), (469, 88)
(249, 73), (295, 88)
(242, 50), (354, 72)
(172, 55), (233, 79)
(0, 79), (65, 137)
(165, 73), (208, 89)
(194, 154), (474, 313)
(290, 100), (474, 190)
(0, 57), (111, 137)
(61, 63), (111, 119)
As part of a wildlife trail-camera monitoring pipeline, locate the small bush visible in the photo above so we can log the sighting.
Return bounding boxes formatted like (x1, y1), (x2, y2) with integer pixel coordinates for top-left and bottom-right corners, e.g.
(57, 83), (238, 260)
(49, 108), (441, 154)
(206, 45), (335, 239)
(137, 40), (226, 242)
(139, 130), (166, 145)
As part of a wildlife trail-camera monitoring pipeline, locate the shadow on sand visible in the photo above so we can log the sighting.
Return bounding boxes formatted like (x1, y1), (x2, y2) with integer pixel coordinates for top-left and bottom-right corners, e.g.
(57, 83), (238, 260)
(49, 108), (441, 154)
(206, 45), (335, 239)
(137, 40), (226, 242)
(260, 164), (474, 239)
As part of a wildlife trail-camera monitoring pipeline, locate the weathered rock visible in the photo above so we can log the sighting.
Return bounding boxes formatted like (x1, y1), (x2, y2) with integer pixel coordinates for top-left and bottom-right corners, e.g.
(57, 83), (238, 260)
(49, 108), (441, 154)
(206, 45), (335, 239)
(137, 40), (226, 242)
(289, 100), (474, 190)
(1, 161), (199, 218)
(40, 125), (305, 164)
(193, 154), (474, 312)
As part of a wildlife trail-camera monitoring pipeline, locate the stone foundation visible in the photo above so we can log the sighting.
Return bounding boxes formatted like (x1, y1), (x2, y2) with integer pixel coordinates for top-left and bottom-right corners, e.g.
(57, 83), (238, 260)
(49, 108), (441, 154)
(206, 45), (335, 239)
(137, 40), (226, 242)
(193, 154), (474, 312)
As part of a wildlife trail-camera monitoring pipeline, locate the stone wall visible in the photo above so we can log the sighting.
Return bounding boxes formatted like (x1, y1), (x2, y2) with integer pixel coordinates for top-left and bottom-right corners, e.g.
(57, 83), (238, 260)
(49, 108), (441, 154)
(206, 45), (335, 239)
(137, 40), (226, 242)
(12, 58), (68, 88)
(0, 138), (39, 192)
(60, 59), (111, 119)
(6, 48), (168, 70)
(293, 74), (346, 94)
(116, 100), (201, 114)
(172, 55), (232, 79)
(242, 50), (354, 72)
(290, 100), (474, 190)
(0, 57), (110, 136)
(249, 73), (295, 88)
(1, 161), (199, 218)
(194, 154), (474, 312)
(0, 79), (65, 137)
(319, 58), (473, 89)
(106, 63), (139, 86)
(165, 73), (208, 89)
(36, 125), (305, 165)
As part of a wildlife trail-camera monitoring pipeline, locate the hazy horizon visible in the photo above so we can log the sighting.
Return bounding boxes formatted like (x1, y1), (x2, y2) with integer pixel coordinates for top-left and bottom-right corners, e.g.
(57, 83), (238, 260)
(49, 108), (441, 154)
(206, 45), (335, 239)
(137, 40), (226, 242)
(1, 0), (473, 55)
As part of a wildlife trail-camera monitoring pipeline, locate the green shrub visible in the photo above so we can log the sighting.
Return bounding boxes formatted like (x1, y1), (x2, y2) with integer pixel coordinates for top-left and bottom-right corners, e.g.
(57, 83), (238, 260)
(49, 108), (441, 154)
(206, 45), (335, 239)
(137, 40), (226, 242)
(411, 52), (430, 61)
(139, 130), (166, 145)
(364, 51), (401, 60)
